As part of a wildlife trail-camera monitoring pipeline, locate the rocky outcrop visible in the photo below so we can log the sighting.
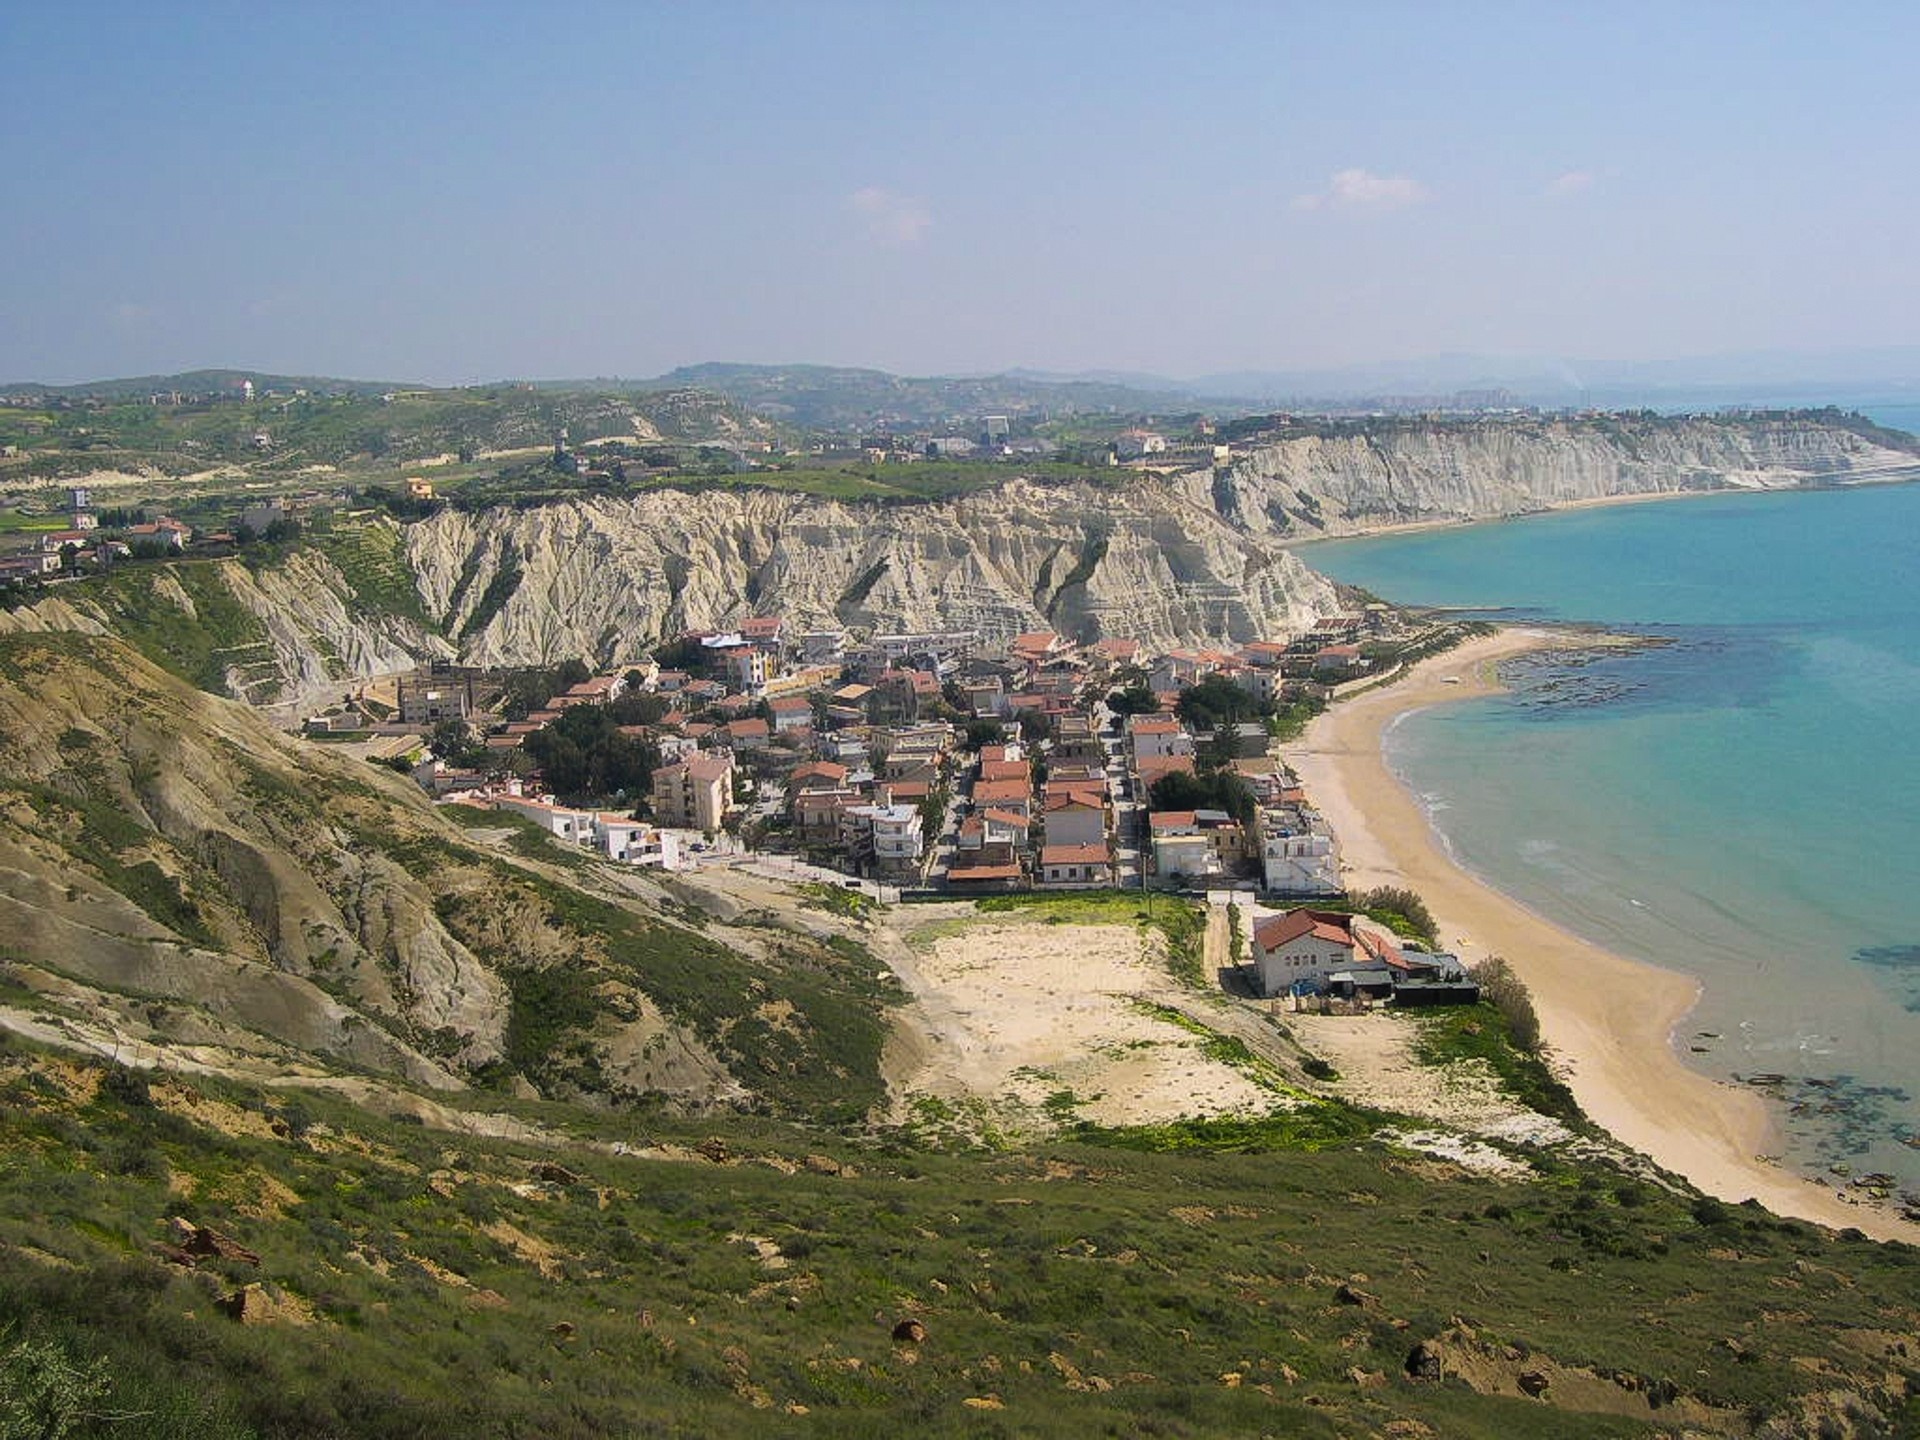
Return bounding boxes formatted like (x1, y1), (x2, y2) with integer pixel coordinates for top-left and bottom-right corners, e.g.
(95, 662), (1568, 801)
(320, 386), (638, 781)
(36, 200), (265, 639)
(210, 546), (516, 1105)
(0, 632), (899, 1117)
(0, 633), (498, 1084)
(1199, 413), (1920, 539)
(7, 414), (1911, 690)
(406, 477), (1341, 668)
(0, 548), (445, 714)
(221, 546), (450, 705)
(400, 413), (1919, 669)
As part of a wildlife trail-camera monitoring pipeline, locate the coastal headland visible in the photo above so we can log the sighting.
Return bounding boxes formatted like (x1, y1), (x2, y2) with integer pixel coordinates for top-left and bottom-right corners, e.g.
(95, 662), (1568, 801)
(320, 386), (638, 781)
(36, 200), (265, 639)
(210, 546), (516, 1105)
(1290, 627), (1920, 1243)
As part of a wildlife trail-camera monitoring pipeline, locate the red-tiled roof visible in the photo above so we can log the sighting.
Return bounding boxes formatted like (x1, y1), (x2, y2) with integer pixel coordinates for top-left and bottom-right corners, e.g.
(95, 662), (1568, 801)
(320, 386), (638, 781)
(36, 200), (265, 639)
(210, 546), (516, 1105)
(1040, 843), (1110, 865)
(1134, 755), (1196, 783)
(948, 863), (1024, 882)
(1045, 792), (1104, 813)
(1253, 908), (1357, 954)
(973, 778), (1031, 804)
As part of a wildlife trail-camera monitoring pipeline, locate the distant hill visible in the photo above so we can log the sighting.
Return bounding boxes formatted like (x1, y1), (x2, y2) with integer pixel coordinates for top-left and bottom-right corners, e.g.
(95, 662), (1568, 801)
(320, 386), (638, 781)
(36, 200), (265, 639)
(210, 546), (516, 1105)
(0, 382), (776, 475)
(0, 368), (411, 400)
(646, 362), (1211, 430)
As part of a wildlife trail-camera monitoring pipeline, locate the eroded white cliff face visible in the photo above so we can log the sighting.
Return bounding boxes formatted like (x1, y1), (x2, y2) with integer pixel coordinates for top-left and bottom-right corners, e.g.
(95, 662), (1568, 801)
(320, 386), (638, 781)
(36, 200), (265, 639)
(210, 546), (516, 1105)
(1198, 414), (1919, 539)
(7, 414), (1912, 692)
(405, 477), (1342, 666)
(402, 414), (1918, 668)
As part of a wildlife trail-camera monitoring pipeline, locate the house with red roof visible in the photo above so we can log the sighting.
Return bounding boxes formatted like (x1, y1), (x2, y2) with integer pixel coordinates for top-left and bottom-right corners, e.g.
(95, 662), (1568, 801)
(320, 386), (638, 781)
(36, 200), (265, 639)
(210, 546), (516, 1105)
(972, 776), (1033, 817)
(1037, 842), (1112, 888)
(724, 717), (772, 749)
(1248, 909), (1422, 998)
(740, 614), (785, 648)
(790, 760), (850, 792)
(1126, 714), (1191, 761)
(1042, 791), (1107, 848)
(769, 695), (815, 733)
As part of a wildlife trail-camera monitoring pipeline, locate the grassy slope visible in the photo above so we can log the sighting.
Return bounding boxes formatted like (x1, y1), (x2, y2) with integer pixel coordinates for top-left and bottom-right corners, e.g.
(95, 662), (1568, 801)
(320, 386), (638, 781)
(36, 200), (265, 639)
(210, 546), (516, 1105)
(1, 1045), (1916, 1440)
(0, 386), (769, 476)
(0, 633), (896, 1118)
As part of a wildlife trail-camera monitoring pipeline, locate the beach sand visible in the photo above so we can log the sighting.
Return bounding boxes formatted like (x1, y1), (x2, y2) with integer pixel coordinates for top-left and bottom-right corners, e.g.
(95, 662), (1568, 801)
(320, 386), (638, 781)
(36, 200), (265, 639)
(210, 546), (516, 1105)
(1290, 629), (1920, 1242)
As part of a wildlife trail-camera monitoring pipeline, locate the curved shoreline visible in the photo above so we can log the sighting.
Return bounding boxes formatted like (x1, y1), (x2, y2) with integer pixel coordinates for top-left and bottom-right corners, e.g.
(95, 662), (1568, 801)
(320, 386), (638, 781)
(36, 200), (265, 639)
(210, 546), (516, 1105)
(1289, 628), (1920, 1242)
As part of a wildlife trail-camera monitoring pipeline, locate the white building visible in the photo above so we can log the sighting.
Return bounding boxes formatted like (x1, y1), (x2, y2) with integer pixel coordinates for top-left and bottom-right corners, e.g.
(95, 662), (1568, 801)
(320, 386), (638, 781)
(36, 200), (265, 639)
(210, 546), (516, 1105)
(1261, 812), (1340, 897)
(1249, 909), (1403, 998)
(1126, 715), (1192, 762)
(843, 803), (925, 874)
(595, 815), (680, 868)
(488, 795), (595, 844)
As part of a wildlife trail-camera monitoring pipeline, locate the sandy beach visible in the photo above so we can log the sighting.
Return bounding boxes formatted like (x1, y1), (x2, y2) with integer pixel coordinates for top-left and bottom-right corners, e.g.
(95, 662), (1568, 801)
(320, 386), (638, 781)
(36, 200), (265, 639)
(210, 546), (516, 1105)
(1290, 628), (1920, 1242)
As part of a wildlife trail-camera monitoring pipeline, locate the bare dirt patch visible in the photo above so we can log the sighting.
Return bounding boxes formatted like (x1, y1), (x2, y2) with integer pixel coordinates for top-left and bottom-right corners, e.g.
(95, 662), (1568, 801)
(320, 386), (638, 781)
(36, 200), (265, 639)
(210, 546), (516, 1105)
(1289, 1010), (1569, 1172)
(886, 917), (1281, 1132)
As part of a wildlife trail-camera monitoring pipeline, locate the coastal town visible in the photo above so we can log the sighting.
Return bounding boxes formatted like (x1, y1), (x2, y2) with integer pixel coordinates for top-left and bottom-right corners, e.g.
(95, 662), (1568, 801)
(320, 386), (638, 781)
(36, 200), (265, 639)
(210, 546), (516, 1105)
(304, 607), (1481, 1009)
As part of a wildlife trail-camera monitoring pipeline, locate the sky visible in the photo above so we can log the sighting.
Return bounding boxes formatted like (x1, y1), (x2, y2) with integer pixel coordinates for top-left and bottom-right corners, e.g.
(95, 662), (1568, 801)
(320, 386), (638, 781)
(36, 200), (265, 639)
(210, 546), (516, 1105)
(7, 1), (1920, 386)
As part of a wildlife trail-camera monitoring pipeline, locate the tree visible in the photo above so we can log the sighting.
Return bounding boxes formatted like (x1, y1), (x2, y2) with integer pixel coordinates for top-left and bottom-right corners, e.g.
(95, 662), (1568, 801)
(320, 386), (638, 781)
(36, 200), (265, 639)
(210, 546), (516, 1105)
(1147, 769), (1256, 831)
(964, 717), (1006, 748)
(610, 689), (670, 726)
(652, 635), (706, 672)
(1105, 684), (1158, 717)
(521, 703), (659, 802)
(429, 717), (486, 769)
(1473, 956), (1542, 1054)
(1353, 886), (1438, 949)
(918, 783), (949, 847)
(1175, 674), (1265, 731)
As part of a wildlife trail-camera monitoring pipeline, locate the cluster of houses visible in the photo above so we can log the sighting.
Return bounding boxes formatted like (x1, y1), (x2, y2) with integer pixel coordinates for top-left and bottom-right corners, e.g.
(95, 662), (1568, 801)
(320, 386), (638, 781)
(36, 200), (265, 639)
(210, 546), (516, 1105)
(358, 609), (1403, 908)
(0, 489), (193, 583)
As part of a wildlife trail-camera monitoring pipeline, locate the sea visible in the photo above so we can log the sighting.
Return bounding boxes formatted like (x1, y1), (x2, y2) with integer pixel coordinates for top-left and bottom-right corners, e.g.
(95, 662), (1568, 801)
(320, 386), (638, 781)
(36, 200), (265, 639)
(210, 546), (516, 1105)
(1299, 400), (1920, 1195)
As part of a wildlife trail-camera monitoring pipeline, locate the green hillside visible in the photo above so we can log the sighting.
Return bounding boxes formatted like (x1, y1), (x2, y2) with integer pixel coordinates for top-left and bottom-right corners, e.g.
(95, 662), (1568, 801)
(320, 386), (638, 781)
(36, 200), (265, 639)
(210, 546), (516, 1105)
(0, 384), (774, 479)
(2, 1041), (1916, 1439)
(0, 633), (1916, 1437)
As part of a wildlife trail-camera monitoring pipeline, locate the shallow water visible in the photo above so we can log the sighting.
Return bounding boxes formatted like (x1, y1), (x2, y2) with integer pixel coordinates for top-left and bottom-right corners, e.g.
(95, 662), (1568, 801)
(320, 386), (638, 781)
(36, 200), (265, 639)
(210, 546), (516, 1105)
(1304, 448), (1920, 1193)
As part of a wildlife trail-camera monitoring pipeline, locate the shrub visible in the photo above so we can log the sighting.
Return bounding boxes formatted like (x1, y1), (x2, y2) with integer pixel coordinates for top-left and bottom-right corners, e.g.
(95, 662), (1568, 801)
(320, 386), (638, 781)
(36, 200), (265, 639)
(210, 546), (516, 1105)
(1472, 955), (1541, 1054)
(0, 1327), (111, 1440)
(1353, 886), (1439, 949)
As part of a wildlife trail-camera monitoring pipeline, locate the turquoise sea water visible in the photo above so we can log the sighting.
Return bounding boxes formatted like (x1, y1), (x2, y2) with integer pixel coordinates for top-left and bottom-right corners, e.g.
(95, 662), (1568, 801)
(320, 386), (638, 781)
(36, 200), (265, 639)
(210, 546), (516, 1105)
(1301, 406), (1920, 1192)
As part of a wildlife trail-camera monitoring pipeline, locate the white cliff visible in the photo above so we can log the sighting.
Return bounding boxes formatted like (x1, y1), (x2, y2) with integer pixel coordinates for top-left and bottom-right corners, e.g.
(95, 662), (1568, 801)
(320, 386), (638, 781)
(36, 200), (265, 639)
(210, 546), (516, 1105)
(5, 413), (1912, 692)
(405, 476), (1342, 666)
(1198, 413), (1920, 538)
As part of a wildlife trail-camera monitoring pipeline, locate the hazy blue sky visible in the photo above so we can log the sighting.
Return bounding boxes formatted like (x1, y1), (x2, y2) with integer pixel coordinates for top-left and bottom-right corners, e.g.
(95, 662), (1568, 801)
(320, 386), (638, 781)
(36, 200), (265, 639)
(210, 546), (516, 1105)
(7, 1), (1919, 384)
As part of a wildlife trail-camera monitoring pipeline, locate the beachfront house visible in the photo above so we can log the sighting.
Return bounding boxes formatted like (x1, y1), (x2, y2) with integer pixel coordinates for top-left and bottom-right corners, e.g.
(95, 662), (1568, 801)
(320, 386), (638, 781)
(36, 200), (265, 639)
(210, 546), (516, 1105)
(1249, 908), (1405, 998)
